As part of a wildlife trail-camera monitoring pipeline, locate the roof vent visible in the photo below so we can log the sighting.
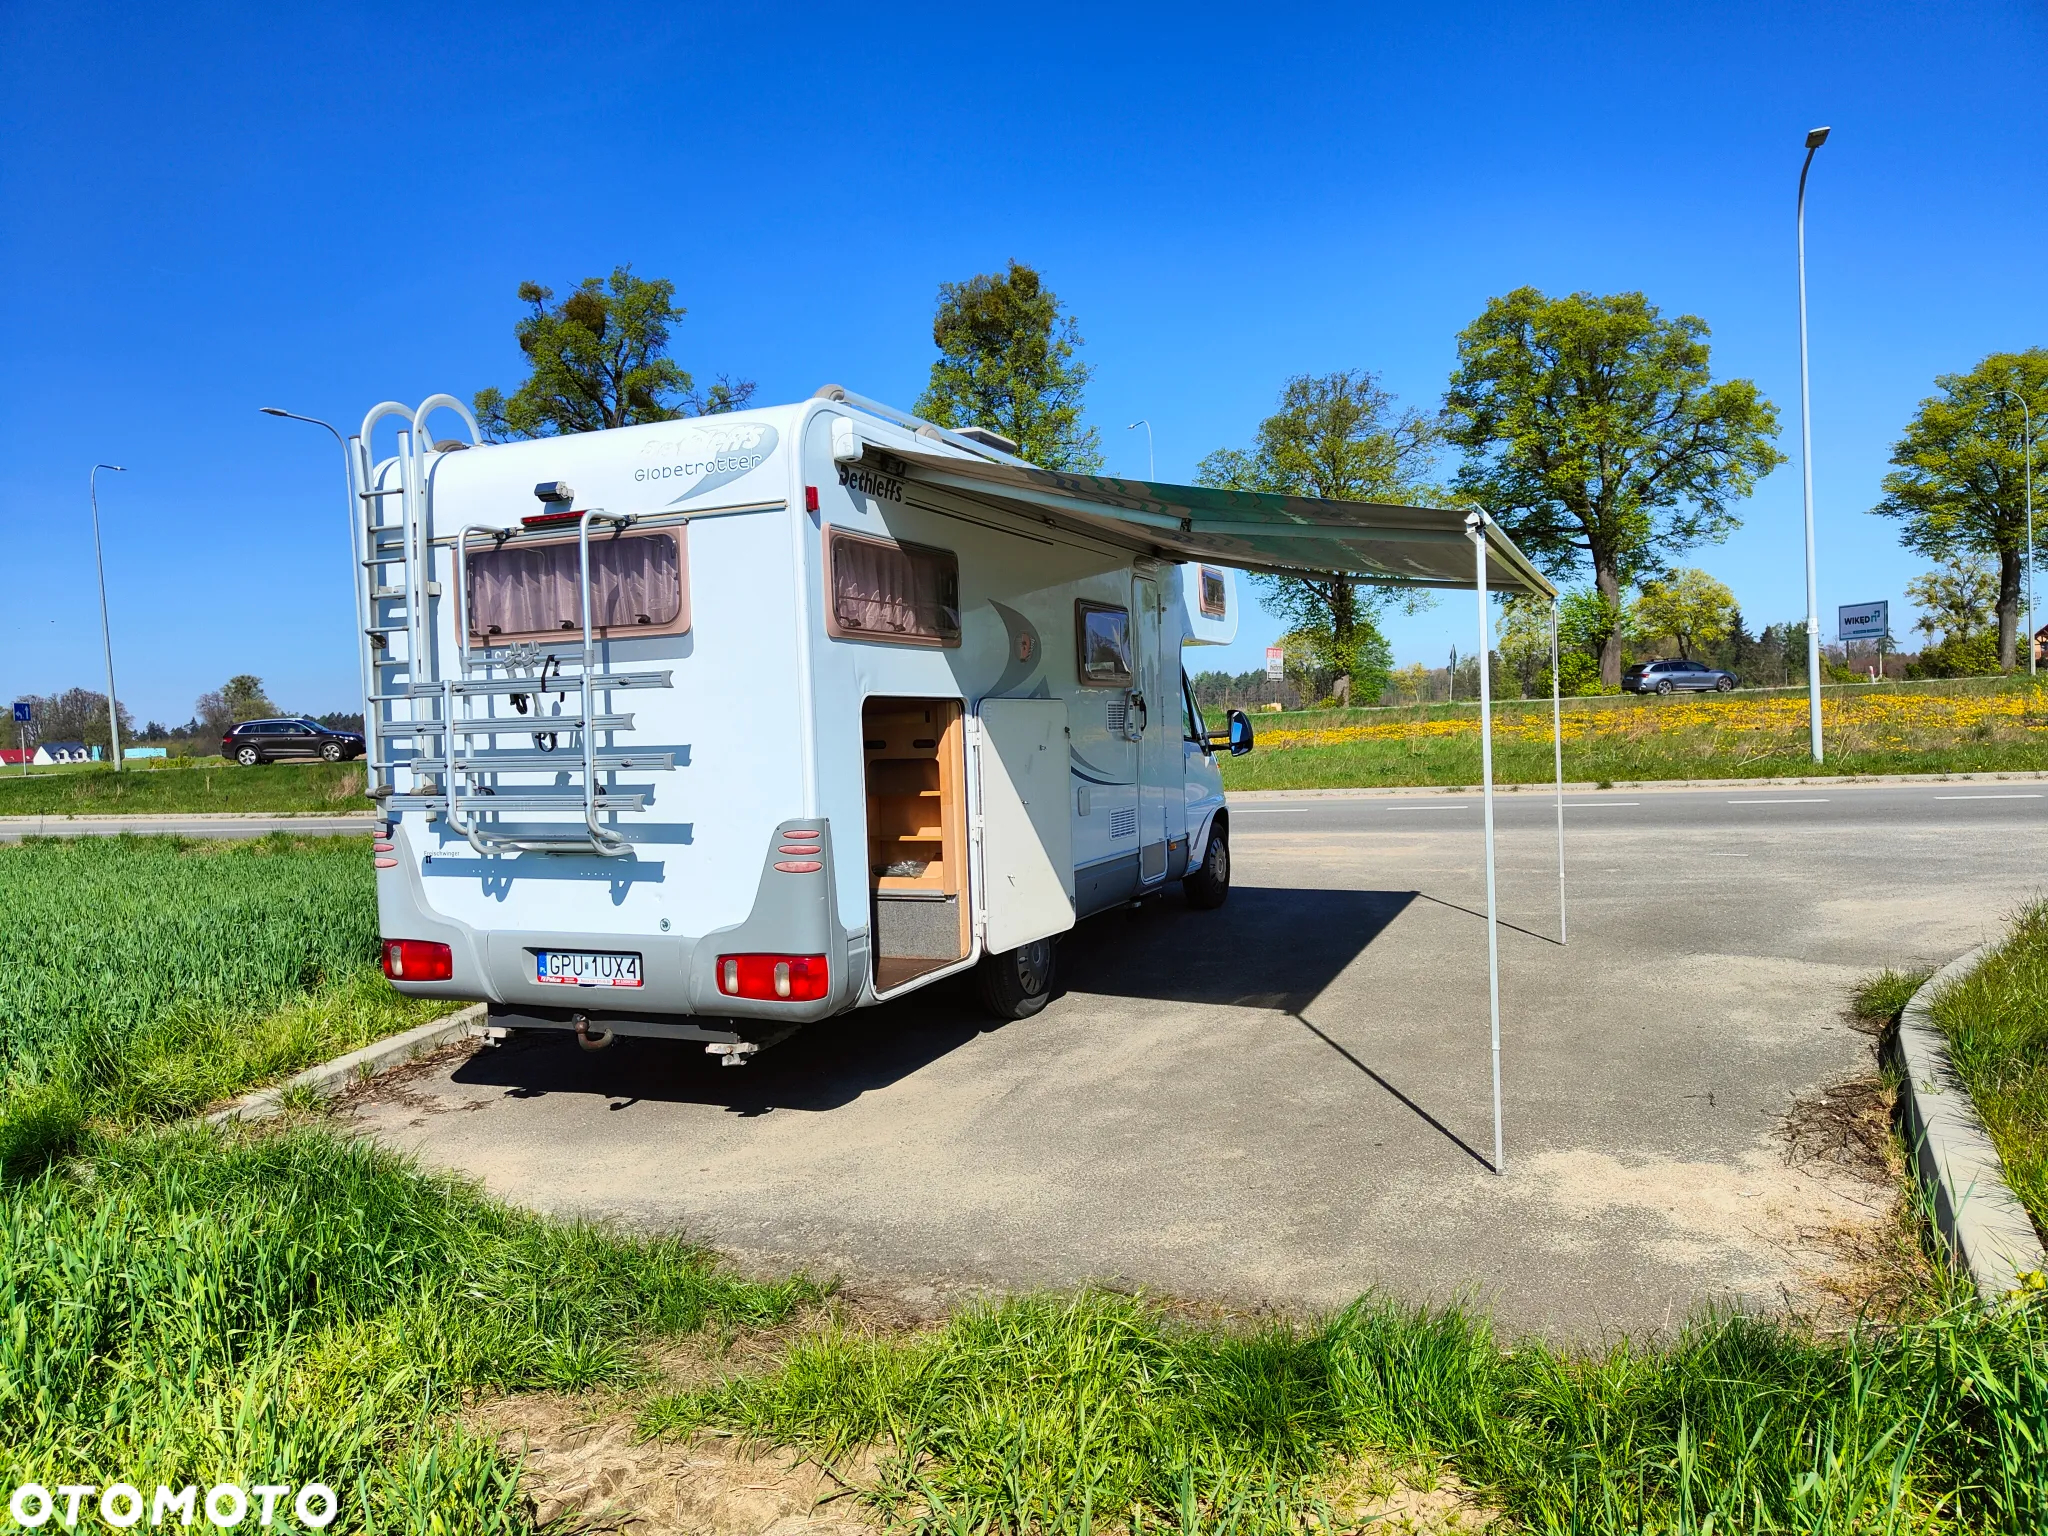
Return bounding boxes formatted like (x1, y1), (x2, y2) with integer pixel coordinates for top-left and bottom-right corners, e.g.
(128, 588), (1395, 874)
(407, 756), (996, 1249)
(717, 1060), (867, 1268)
(955, 426), (1019, 455)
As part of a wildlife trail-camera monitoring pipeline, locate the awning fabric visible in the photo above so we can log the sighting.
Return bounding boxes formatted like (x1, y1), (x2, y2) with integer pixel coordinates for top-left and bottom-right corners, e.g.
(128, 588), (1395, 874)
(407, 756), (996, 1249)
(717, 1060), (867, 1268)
(884, 446), (1556, 600)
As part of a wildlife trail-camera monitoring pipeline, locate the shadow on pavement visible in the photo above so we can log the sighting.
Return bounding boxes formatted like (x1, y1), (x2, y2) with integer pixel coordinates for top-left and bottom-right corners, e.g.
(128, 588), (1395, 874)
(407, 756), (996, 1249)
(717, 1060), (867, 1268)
(449, 883), (1421, 1121)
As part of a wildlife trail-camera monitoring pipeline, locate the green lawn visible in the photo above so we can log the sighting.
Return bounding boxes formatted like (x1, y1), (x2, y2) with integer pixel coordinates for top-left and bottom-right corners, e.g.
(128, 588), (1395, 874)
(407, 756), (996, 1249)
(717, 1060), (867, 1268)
(0, 759), (369, 816)
(0, 834), (431, 1176)
(1930, 902), (2048, 1244)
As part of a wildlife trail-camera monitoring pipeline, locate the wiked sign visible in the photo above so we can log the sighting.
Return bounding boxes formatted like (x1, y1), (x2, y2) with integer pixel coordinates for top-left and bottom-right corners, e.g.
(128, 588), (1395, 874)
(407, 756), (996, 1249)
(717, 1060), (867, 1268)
(1838, 600), (1889, 642)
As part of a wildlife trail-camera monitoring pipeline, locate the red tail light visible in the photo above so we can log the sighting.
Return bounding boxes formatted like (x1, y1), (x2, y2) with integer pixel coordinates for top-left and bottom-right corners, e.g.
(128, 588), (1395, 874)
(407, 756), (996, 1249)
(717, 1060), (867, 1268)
(382, 938), (453, 981)
(715, 953), (828, 1001)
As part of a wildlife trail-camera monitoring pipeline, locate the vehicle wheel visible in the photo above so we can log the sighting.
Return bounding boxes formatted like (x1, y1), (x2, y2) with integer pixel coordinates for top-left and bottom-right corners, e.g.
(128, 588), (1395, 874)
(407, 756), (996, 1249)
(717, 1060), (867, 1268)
(1182, 822), (1231, 909)
(320, 741), (345, 762)
(975, 937), (1056, 1021)
(1715, 677), (1733, 692)
(235, 746), (262, 767)
(1655, 680), (1674, 696)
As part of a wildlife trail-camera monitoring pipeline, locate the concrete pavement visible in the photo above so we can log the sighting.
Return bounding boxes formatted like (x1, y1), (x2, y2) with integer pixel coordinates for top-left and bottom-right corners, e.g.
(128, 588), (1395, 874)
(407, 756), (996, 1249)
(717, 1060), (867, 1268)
(345, 781), (2044, 1339)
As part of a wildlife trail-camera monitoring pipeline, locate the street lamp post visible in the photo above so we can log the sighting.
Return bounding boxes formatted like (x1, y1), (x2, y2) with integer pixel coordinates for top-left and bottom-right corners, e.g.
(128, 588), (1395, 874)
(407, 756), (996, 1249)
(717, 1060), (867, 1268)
(1797, 125), (1830, 762)
(1996, 389), (2036, 675)
(1125, 419), (1155, 480)
(89, 464), (127, 770)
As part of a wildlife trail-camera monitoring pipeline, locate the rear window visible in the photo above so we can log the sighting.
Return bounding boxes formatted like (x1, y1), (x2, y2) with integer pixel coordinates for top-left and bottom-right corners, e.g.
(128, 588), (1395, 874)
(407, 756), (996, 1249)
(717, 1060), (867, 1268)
(466, 528), (689, 641)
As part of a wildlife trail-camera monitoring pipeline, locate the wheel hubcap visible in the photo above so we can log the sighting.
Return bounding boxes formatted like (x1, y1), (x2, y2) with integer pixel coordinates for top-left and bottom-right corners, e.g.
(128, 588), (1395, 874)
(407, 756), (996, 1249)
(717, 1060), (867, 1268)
(1015, 940), (1052, 993)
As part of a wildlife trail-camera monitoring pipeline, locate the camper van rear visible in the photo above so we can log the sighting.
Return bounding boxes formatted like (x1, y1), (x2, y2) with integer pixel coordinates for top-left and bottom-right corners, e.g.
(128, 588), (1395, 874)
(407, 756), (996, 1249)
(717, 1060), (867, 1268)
(351, 390), (1244, 1059)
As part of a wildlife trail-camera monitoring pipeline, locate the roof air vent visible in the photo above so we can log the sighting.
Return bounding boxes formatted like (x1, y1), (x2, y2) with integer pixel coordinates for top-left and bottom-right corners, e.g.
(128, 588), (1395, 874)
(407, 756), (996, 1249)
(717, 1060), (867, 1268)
(956, 426), (1019, 454)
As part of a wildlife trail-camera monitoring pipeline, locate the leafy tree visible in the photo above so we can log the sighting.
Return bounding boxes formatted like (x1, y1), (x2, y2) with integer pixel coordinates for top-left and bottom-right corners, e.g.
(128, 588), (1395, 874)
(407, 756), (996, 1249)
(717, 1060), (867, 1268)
(915, 261), (1102, 470)
(1871, 349), (2048, 668)
(1494, 595), (1557, 698)
(1197, 372), (1439, 698)
(1905, 553), (1998, 645)
(1444, 288), (1785, 686)
(193, 675), (277, 738)
(474, 267), (753, 441)
(1630, 567), (1738, 659)
(19, 688), (132, 750)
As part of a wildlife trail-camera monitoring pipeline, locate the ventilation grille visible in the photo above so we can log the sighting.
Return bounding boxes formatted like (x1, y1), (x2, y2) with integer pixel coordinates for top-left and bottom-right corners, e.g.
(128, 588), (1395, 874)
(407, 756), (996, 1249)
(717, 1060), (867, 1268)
(1105, 696), (1128, 733)
(1109, 807), (1138, 839)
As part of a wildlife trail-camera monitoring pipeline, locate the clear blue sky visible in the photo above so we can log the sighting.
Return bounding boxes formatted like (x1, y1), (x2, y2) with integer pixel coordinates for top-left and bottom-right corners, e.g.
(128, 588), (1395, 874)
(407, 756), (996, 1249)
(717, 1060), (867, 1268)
(4, 2), (2044, 724)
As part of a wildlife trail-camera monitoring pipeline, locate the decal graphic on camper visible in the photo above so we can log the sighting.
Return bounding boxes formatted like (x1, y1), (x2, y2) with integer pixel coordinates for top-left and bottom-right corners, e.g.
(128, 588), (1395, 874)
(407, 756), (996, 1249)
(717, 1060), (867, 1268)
(634, 421), (780, 501)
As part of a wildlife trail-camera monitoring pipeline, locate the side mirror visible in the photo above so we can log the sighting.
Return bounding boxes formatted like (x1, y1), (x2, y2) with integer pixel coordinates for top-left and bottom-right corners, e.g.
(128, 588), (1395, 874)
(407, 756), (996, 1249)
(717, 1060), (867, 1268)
(1227, 709), (1254, 757)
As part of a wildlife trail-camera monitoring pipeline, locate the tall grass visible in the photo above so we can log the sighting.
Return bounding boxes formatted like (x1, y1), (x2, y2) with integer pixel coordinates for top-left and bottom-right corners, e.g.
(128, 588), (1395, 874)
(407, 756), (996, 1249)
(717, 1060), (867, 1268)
(1930, 901), (2048, 1241)
(648, 1289), (2048, 1534)
(0, 835), (440, 1176)
(0, 1125), (820, 1532)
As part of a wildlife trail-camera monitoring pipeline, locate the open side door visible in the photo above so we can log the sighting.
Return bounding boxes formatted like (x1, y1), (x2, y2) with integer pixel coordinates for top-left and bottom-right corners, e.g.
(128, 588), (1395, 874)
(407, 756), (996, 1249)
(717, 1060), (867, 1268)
(975, 698), (1075, 953)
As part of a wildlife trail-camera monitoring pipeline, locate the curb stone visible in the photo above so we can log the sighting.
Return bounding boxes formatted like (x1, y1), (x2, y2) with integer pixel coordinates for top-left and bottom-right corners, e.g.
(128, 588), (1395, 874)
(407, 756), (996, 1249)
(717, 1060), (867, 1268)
(206, 1003), (488, 1124)
(1233, 769), (2048, 801)
(1890, 946), (2048, 1305)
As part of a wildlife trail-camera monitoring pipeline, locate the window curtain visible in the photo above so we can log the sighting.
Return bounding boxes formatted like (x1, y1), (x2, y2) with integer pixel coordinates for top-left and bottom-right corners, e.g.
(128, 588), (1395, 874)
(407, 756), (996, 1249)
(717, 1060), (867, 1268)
(831, 534), (959, 642)
(468, 533), (683, 638)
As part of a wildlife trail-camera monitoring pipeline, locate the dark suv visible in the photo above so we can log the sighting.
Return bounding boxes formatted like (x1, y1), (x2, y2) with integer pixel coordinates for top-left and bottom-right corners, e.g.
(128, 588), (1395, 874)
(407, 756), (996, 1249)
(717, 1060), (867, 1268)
(222, 718), (366, 765)
(1623, 659), (1738, 695)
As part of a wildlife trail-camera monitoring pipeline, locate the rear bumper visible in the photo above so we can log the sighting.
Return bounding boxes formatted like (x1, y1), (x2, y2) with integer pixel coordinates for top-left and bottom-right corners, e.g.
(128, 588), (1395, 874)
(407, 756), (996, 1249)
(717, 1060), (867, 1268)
(376, 817), (866, 1031)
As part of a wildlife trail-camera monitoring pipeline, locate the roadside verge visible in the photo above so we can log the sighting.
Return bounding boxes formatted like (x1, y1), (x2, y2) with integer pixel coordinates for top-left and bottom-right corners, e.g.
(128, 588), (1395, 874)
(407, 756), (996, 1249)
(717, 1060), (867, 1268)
(207, 1003), (487, 1123)
(1891, 946), (2048, 1304)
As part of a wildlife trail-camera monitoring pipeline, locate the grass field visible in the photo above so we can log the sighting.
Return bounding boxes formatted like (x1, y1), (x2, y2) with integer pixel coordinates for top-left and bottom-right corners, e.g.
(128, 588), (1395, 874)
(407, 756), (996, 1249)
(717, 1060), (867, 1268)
(1929, 902), (2048, 1244)
(0, 834), (434, 1176)
(1220, 677), (2048, 790)
(0, 759), (368, 816)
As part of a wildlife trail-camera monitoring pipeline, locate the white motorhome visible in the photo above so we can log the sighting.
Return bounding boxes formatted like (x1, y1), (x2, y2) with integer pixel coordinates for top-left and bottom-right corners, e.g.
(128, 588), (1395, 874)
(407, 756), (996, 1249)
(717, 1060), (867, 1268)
(351, 387), (1257, 1056)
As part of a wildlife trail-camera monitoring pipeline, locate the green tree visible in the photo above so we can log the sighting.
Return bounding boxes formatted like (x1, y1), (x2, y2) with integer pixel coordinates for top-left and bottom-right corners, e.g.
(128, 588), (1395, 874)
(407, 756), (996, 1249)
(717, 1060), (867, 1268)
(915, 261), (1102, 470)
(1197, 372), (1439, 700)
(1871, 349), (2048, 668)
(473, 266), (752, 441)
(1905, 553), (1998, 646)
(1630, 567), (1738, 659)
(1443, 288), (1785, 687)
(193, 675), (277, 739)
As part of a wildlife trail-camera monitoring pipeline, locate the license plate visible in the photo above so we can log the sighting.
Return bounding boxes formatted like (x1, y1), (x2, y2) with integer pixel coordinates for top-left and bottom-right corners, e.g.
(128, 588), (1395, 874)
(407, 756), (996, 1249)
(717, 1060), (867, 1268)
(534, 949), (643, 988)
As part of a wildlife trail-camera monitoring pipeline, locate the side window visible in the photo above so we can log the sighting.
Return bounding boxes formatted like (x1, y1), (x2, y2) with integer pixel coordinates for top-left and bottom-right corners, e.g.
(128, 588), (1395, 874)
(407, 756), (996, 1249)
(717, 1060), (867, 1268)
(1075, 602), (1132, 686)
(1182, 670), (1206, 742)
(825, 527), (961, 646)
(1198, 566), (1227, 618)
(468, 528), (689, 640)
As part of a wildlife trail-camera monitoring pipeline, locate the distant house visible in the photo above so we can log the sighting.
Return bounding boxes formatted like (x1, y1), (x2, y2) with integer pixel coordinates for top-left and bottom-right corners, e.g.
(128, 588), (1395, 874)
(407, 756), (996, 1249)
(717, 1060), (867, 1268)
(31, 741), (97, 765)
(0, 748), (26, 766)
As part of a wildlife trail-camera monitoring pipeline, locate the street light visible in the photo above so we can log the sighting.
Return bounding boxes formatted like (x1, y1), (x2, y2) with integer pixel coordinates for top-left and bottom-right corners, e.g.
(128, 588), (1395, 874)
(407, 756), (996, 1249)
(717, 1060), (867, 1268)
(1996, 388), (2036, 675)
(1796, 125), (1830, 763)
(1126, 419), (1154, 480)
(89, 464), (127, 770)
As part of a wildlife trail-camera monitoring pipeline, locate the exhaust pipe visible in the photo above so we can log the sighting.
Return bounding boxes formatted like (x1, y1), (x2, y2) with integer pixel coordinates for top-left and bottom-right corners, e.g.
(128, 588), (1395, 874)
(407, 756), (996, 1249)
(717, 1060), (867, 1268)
(572, 1015), (614, 1051)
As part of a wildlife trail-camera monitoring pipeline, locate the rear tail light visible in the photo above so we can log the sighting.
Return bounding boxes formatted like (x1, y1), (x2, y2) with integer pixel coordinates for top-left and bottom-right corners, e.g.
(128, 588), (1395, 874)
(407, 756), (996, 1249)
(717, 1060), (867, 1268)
(382, 938), (453, 981)
(716, 953), (828, 1001)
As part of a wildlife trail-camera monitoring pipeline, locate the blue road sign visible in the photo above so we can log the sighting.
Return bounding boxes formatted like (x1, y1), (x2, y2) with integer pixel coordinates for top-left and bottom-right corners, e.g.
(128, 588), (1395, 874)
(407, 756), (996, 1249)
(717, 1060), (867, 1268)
(11, 702), (29, 723)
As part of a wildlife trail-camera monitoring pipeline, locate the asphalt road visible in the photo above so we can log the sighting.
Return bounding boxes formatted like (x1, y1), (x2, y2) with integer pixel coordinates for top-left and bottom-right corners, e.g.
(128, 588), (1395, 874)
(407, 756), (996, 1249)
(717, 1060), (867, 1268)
(349, 780), (2045, 1340)
(0, 813), (372, 842)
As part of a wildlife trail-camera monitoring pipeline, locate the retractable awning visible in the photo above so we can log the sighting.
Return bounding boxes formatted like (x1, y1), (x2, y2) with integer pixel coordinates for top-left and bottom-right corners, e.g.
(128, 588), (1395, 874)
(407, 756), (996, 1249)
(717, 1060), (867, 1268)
(885, 446), (1557, 601)
(880, 437), (1567, 1178)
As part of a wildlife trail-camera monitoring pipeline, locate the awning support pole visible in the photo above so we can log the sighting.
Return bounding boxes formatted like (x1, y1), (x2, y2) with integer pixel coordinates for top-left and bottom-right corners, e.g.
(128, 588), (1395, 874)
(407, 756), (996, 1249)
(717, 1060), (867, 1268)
(1551, 597), (1567, 945)
(1469, 513), (1504, 1175)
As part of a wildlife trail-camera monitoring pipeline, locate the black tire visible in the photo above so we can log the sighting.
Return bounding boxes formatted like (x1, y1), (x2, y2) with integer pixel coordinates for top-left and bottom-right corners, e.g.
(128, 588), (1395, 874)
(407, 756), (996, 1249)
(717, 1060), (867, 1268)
(1715, 677), (1734, 692)
(320, 741), (345, 762)
(975, 937), (1056, 1021)
(234, 745), (263, 767)
(1655, 680), (1674, 696)
(1182, 822), (1231, 909)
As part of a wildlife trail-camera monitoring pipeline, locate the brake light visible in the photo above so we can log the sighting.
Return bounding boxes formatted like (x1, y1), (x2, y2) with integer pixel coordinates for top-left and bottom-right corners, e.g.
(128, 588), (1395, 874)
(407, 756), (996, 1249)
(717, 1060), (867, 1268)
(382, 938), (453, 981)
(521, 509), (584, 529)
(716, 953), (828, 1001)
